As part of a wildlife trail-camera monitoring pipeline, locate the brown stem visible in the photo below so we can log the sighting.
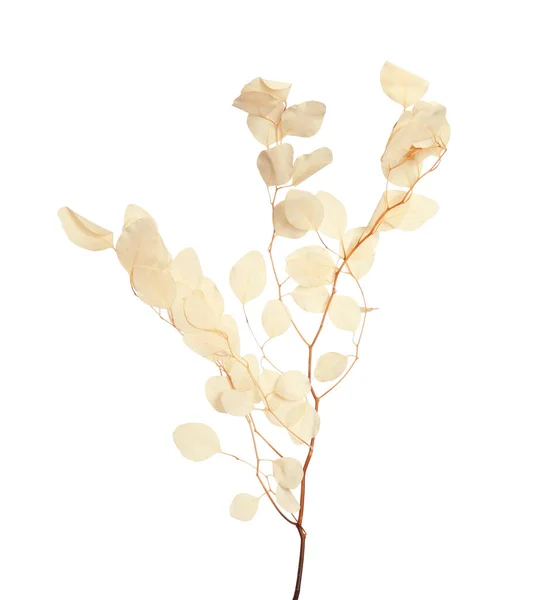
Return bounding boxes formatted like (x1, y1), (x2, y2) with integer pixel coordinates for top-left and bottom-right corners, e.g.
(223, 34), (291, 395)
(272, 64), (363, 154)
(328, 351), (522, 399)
(292, 525), (307, 600)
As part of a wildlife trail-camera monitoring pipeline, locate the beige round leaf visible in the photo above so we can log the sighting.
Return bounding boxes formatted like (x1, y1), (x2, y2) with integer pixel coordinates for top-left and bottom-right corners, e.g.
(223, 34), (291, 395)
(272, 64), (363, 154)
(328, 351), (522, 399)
(170, 248), (203, 288)
(58, 207), (113, 251)
(259, 370), (280, 396)
(184, 292), (219, 330)
(276, 486), (300, 513)
(341, 228), (379, 279)
(262, 299), (291, 338)
(289, 404), (321, 445)
(221, 389), (255, 416)
(205, 376), (231, 413)
(275, 370), (311, 401)
(273, 201), (307, 239)
(329, 295), (361, 331)
(257, 144), (294, 187)
(273, 458), (304, 490)
(286, 246), (334, 287)
(284, 190), (324, 231)
(290, 285), (329, 313)
(229, 251), (266, 303)
(247, 115), (278, 147)
(382, 193), (439, 231)
(233, 91), (284, 119)
(317, 192), (347, 239)
(380, 61), (429, 108)
(242, 77), (292, 102)
(314, 352), (348, 382)
(173, 423), (221, 461)
(292, 147), (333, 186)
(116, 217), (171, 272)
(123, 204), (155, 230)
(184, 330), (230, 361)
(265, 398), (306, 427)
(132, 266), (176, 309)
(280, 101), (326, 138)
(230, 494), (260, 522)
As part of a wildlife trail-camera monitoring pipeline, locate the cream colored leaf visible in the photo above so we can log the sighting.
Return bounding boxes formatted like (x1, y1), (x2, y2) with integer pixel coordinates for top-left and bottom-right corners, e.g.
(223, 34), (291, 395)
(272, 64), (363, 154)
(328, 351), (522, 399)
(123, 204), (155, 230)
(132, 266), (176, 309)
(280, 101), (326, 138)
(170, 248), (203, 288)
(381, 193), (439, 231)
(242, 77), (292, 102)
(173, 423), (221, 461)
(273, 201), (307, 239)
(247, 115), (278, 147)
(220, 314), (241, 358)
(289, 404), (320, 445)
(259, 370), (280, 396)
(116, 217), (171, 272)
(284, 190), (324, 231)
(58, 207), (113, 251)
(292, 147), (333, 186)
(317, 192), (347, 239)
(233, 91), (284, 119)
(286, 246), (334, 287)
(257, 144), (294, 186)
(275, 371), (310, 401)
(380, 61), (429, 108)
(205, 376), (232, 413)
(229, 361), (255, 392)
(184, 330), (231, 361)
(273, 458), (304, 490)
(221, 389), (255, 416)
(229, 251), (266, 304)
(276, 486), (300, 513)
(314, 352), (348, 382)
(230, 493), (260, 522)
(184, 292), (219, 330)
(265, 398), (306, 427)
(341, 228), (379, 279)
(262, 299), (291, 338)
(329, 295), (361, 331)
(198, 277), (225, 318)
(291, 285), (329, 313)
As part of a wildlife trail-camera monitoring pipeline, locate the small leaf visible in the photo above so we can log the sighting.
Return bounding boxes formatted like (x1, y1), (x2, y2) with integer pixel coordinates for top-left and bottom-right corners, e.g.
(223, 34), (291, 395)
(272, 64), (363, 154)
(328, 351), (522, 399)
(276, 486), (300, 513)
(262, 299), (291, 338)
(173, 423), (221, 461)
(257, 144), (294, 187)
(221, 389), (255, 416)
(273, 458), (304, 490)
(284, 190), (324, 231)
(275, 371), (311, 401)
(291, 285), (329, 313)
(329, 295), (361, 331)
(380, 61), (429, 108)
(292, 147), (333, 186)
(273, 201), (307, 239)
(317, 192), (347, 239)
(58, 207), (113, 251)
(229, 251), (266, 303)
(205, 376), (232, 413)
(314, 352), (348, 382)
(230, 494), (260, 522)
(170, 248), (203, 288)
(280, 101), (326, 138)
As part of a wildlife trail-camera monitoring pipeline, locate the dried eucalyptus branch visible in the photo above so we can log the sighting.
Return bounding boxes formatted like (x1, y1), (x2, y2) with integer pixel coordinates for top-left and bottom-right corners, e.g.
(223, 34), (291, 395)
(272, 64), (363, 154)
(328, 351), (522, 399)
(58, 61), (450, 599)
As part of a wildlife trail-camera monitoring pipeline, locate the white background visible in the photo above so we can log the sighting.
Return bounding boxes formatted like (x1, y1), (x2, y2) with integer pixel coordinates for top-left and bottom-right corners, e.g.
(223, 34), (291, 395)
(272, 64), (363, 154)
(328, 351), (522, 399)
(1, 1), (548, 599)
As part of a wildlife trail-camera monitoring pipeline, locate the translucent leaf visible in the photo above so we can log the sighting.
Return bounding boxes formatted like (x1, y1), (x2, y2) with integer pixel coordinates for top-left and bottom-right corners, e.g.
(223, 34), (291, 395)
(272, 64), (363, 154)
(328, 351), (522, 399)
(257, 144), (294, 187)
(375, 192), (439, 231)
(262, 299), (291, 338)
(132, 266), (176, 309)
(314, 352), (348, 382)
(123, 204), (155, 229)
(198, 277), (225, 318)
(276, 486), (300, 513)
(280, 101), (326, 138)
(286, 246), (334, 287)
(341, 228), (379, 279)
(247, 115), (278, 147)
(317, 192), (347, 239)
(173, 423), (221, 461)
(284, 190), (324, 231)
(259, 370), (281, 396)
(58, 207), (113, 251)
(380, 61), (429, 108)
(275, 371), (311, 401)
(184, 330), (231, 361)
(230, 361), (255, 392)
(273, 457), (304, 490)
(242, 77), (292, 102)
(289, 404), (320, 445)
(184, 292), (219, 330)
(205, 376), (231, 413)
(329, 295), (361, 331)
(221, 389), (255, 416)
(116, 217), (171, 273)
(230, 493), (260, 522)
(291, 285), (329, 313)
(273, 201), (307, 239)
(220, 315), (241, 358)
(233, 91), (284, 120)
(292, 147), (333, 186)
(170, 248), (203, 288)
(229, 251), (266, 304)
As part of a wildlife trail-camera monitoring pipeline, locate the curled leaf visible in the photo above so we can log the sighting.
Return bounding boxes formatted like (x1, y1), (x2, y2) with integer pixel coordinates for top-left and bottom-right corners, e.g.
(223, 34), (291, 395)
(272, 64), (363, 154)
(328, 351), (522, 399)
(58, 207), (113, 251)
(229, 251), (266, 303)
(262, 299), (291, 338)
(273, 458), (304, 490)
(233, 91), (284, 120)
(173, 423), (221, 462)
(314, 352), (349, 382)
(242, 77), (292, 102)
(380, 61), (429, 108)
(329, 295), (361, 331)
(292, 147), (333, 186)
(230, 494), (260, 522)
(257, 144), (294, 187)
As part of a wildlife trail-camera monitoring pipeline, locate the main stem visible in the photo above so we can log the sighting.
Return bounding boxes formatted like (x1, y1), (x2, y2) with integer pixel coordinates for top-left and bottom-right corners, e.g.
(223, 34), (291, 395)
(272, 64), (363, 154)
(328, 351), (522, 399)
(293, 525), (307, 600)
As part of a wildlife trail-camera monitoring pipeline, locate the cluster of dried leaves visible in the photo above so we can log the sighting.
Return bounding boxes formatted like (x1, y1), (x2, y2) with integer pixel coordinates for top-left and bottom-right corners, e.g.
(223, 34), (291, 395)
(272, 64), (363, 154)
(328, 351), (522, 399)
(59, 62), (449, 597)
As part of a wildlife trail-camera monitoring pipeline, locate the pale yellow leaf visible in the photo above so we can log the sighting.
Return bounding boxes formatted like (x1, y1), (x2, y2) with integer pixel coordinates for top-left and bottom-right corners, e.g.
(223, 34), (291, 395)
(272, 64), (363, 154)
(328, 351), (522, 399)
(314, 352), (348, 382)
(257, 144), (294, 186)
(184, 292), (219, 330)
(170, 248), (203, 288)
(262, 299), (291, 338)
(276, 486), (300, 513)
(292, 147), (333, 186)
(230, 493), (260, 522)
(259, 370), (280, 396)
(247, 115), (278, 147)
(273, 458), (304, 490)
(173, 423), (221, 461)
(132, 266), (176, 309)
(275, 371), (310, 401)
(123, 204), (155, 230)
(286, 246), (334, 287)
(116, 217), (171, 273)
(280, 101), (326, 138)
(290, 285), (329, 313)
(273, 201), (307, 239)
(205, 376), (231, 413)
(380, 193), (439, 231)
(341, 229), (379, 279)
(197, 277), (224, 318)
(184, 330), (231, 361)
(58, 207), (113, 251)
(288, 404), (321, 445)
(284, 190), (324, 231)
(317, 192), (347, 239)
(229, 251), (266, 304)
(380, 61), (429, 108)
(265, 398), (306, 427)
(221, 389), (255, 416)
(242, 77), (292, 102)
(329, 295), (361, 331)
(233, 91), (284, 120)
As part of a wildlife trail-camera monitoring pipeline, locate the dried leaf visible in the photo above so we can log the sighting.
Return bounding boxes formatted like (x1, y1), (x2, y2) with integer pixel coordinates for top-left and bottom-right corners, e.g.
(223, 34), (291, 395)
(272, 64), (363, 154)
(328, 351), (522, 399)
(184, 292), (219, 330)
(291, 285), (329, 313)
(205, 376), (232, 413)
(229, 251), (266, 304)
(116, 217), (171, 273)
(273, 201), (307, 239)
(289, 404), (320, 445)
(230, 493), (260, 522)
(273, 458), (304, 490)
(132, 266), (176, 309)
(221, 389), (255, 416)
(58, 207), (113, 251)
(317, 192), (347, 239)
(233, 91), (284, 120)
(341, 228), (379, 279)
(292, 147), (333, 186)
(284, 190), (324, 231)
(123, 204), (155, 229)
(173, 423), (221, 461)
(314, 352), (349, 382)
(275, 371), (311, 401)
(329, 295), (361, 331)
(262, 299), (291, 338)
(281, 101), (326, 138)
(198, 277), (225, 318)
(276, 486), (300, 513)
(170, 248), (203, 288)
(257, 144), (294, 186)
(184, 330), (231, 361)
(242, 77), (292, 102)
(247, 115), (278, 147)
(380, 61), (429, 108)
(286, 246), (334, 287)
(265, 398), (306, 427)
(376, 192), (439, 231)
(259, 370), (280, 396)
